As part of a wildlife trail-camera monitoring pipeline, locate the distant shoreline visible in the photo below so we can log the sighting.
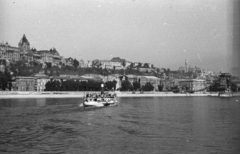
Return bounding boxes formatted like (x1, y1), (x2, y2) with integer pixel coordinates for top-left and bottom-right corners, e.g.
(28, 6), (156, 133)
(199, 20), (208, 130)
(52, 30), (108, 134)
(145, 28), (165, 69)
(1, 91), (240, 99)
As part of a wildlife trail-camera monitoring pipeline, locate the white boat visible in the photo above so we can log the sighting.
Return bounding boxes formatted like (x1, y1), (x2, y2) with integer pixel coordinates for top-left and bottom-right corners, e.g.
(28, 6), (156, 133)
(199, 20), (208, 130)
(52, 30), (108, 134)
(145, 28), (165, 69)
(80, 92), (118, 107)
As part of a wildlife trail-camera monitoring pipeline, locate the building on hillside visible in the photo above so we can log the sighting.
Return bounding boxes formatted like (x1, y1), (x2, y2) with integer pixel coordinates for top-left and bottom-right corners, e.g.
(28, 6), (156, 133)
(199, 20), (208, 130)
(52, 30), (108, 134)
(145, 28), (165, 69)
(34, 74), (90, 91)
(139, 67), (155, 73)
(159, 79), (175, 91)
(6, 50), (21, 62)
(0, 42), (21, 62)
(51, 75), (87, 82)
(0, 35), (32, 62)
(79, 59), (85, 68)
(38, 50), (53, 63)
(50, 48), (61, 65)
(126, 74), (139, 84)
(93, 57), (127, 70)
(195, 67), (202, 73)
(0, 42), (20, 52)
(133, 62), (139, 67)
(109, 75), (120, 90)
(91, 59), (100, 68)
(87, 60), (92, 68)
(125, 61), (132, 68)
(1, 35), (64, 66)
(103, 74), (119, 82)
(188, 67), (195, 73)
(38, 48), (61, 65)
(178, 66), (185, 73)
(110, 57), (125, 70)
(99, 59), (112, 69)
(148, 63), (154, 68)
(33, 73), (50, 91)
(178, 79), (207, 92)
(61, 57), (66, 65)
(58, 74), (82, 80)
(81, 74), (103, 82)
(139, 76), (160, 91)
(103, 74), (121, 90)
(33, 53), (42, 63)
(14, 76), (36, 91)
(65, 57), (74, 66)
(25, 52), (34, 62)
(173, 78), (186, 87)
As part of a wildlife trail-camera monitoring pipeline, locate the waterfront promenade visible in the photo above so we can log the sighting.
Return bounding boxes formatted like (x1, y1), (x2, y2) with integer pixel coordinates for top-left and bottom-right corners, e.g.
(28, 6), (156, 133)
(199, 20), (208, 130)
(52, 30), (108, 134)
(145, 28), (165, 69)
(1, 91), (240, 99)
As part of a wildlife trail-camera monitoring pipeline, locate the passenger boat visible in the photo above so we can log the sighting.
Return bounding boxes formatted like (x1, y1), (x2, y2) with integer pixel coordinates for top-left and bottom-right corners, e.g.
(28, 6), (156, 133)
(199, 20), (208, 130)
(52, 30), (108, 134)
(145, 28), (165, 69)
(80, 92), (118, 107)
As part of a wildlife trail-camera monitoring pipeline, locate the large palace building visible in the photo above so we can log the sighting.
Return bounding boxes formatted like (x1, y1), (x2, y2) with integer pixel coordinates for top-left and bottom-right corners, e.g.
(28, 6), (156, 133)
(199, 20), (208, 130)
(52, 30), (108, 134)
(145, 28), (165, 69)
(0, 34), (63, 66)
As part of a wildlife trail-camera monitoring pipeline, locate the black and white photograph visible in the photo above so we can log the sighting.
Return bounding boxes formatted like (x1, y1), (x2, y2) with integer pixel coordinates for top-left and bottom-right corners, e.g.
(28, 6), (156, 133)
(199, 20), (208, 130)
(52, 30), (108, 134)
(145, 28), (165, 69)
(0, 0), (240, 153)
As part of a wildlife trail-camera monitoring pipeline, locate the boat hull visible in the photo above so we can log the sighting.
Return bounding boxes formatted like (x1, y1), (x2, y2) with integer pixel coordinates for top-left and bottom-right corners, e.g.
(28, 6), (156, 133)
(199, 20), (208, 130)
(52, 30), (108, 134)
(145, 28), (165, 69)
(80, 100), (118, 108)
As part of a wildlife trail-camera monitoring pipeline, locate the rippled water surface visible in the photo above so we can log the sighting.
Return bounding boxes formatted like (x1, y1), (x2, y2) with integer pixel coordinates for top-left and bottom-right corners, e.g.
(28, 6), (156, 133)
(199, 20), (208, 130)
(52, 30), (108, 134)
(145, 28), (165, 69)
(0, 97), (240, 154)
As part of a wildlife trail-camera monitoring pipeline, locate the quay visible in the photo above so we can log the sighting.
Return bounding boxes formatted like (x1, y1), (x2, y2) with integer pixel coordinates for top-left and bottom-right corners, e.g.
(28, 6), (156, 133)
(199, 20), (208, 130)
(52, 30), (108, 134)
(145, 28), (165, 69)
(1, 91), (240, 99)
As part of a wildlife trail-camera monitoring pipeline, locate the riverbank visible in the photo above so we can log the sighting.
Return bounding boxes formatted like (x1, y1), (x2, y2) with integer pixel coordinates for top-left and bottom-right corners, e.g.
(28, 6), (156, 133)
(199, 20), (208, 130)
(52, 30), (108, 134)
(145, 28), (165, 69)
(1, 91), (240, 99)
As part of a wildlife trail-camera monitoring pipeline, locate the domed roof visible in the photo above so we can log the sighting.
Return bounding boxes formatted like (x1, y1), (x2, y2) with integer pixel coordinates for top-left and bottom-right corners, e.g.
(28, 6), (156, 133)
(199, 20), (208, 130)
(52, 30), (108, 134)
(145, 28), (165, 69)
(50, 47), (60, 56)
(18, 34), (30, 46)
(37, 48), (60, 56)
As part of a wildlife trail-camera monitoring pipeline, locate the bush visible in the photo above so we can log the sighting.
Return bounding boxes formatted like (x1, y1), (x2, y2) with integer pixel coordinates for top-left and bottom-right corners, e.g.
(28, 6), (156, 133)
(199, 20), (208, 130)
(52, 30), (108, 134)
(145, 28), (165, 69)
(142, 82), (154, 91)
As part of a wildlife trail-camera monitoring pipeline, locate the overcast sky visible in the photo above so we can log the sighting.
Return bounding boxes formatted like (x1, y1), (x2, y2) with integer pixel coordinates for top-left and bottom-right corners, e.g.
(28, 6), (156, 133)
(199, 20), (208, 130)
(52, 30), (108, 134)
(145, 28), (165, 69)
(0, 0), (235, 73)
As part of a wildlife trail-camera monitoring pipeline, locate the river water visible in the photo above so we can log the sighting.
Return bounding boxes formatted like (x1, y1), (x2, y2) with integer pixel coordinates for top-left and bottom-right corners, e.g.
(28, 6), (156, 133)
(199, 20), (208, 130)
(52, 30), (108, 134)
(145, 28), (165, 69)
(0, 97), (239, 154)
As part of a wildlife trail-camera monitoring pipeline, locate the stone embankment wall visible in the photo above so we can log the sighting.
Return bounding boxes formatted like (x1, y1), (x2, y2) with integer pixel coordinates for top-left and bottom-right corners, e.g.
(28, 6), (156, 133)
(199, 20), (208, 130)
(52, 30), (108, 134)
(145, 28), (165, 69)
(2, 91), (239, 99)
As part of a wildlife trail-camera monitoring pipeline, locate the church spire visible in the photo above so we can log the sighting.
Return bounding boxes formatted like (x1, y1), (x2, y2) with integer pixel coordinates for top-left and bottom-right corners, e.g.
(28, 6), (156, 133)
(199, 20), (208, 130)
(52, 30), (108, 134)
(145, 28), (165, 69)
(185, 59), (188, 73)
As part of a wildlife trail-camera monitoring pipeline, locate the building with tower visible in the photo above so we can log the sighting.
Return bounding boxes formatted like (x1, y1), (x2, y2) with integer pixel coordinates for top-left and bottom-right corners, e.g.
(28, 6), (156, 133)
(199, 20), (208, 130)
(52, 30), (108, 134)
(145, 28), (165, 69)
(0, 34), (65, 66)
(18, 34), (30, 53)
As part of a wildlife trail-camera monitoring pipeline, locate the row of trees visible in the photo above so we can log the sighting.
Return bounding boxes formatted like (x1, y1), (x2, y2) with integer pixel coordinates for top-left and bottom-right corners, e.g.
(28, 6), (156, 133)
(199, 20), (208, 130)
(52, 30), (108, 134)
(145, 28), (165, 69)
(45, 79), (117, 91)
(120, 80), (160, 91)
(44, 79), (158, 92)
(44, 78), (161, 92)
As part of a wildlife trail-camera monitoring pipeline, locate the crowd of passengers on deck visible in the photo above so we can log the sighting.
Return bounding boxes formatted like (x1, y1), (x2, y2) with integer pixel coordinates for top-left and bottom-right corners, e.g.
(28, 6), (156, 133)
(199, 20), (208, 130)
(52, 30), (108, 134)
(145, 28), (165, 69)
(84, 92), (116, 102)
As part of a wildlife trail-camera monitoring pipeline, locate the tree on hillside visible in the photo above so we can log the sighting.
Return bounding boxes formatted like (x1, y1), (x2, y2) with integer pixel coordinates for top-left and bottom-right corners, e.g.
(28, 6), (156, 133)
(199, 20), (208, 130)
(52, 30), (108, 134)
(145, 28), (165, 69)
(92, 60), (102, 68)
(73, 59), (79, 68)
(122, 60), (126, 68)
(143, 63), (149, 68)
(137, 62), (142, 68)
(102, 67), (109, 76)
(0, 59), (6, 66)
(45, 62), (52, 68)
(129, 63), (134, 69)
(120, 69), (124, 75)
